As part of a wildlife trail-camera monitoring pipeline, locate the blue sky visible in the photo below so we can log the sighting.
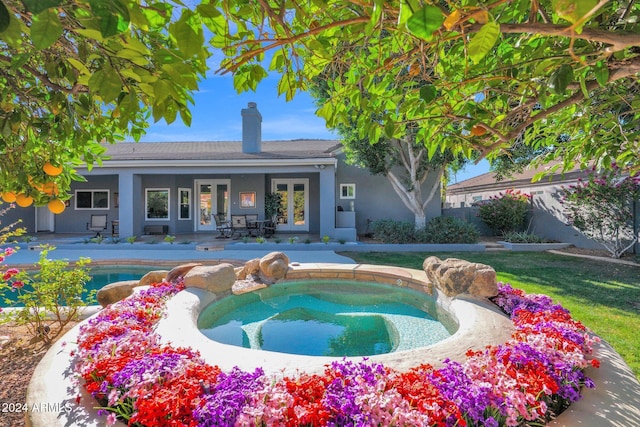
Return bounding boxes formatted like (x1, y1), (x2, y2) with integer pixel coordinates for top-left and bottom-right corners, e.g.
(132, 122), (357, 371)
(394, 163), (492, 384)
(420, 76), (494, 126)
(140, 69), (489, 183)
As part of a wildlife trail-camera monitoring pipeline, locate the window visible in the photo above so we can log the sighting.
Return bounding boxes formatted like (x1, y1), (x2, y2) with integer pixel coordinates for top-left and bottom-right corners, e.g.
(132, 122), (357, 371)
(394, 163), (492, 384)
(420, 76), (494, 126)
(178, 188), (191, 220)
(340, 183), (356, 199)
(146, 188), (170, 220)
(75, 190), (109, 210)
(472, 195), (483, 202)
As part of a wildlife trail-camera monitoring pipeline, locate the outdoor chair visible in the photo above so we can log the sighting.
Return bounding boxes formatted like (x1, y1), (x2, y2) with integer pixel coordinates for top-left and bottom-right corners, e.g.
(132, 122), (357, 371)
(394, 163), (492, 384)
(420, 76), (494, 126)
(214, 214), (232, 239)
(87, 214), (108, 237)
(245, 214), (259, 236)
(230, 215), (249, 239)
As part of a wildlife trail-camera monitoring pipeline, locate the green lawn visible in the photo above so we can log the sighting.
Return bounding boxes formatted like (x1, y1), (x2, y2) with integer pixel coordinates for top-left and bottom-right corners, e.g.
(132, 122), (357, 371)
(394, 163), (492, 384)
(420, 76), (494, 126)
(338, 251), (640, 380)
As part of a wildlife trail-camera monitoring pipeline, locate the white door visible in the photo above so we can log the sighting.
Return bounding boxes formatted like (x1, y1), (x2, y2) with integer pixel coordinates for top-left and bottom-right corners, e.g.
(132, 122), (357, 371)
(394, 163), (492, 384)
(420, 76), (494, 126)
(272, 178), (309, 231)
(35, 207), (54, 232)
(195, 179), (230, 231)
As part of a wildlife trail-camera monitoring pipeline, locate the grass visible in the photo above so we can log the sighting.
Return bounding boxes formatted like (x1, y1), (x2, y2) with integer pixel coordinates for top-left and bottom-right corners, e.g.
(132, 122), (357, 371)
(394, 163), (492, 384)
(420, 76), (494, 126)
(339, 251), (640, 380)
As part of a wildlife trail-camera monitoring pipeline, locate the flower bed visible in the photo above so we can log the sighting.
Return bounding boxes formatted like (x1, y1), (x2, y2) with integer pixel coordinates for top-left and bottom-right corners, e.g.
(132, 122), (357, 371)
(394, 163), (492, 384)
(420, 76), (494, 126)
(76, 280), (599, 426)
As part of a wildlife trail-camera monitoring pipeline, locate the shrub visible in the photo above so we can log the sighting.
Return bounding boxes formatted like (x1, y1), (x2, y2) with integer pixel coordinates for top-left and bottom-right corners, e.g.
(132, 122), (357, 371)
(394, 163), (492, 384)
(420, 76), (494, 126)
(1, 246), (93, 346)
(562, 165), (640, 258)
(477, 189), (531, 236)
(373, 217), (479, 244)
(417, 216), (480, 243)
(501, 231), (546, 243)
(371, 219), (415, 243)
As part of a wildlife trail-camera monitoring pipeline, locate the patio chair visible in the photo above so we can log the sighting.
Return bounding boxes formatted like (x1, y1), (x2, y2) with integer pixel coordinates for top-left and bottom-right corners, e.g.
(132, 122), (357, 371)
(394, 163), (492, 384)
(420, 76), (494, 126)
(87, 214), (108, 237)
(230, 214), (248, 239)
(245, 214), (259, 236)
(214, 214), (232, 239)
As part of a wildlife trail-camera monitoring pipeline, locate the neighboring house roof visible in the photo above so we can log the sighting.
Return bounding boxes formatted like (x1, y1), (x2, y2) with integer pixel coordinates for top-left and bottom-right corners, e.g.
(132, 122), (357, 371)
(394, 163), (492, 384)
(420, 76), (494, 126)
(103, 140), (341, 161)
(447, 163), (590, 195)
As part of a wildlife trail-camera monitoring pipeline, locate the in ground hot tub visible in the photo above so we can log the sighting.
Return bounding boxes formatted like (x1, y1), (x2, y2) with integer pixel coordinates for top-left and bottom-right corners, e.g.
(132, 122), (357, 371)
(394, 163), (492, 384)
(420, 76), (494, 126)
(198, 280), (457, 357)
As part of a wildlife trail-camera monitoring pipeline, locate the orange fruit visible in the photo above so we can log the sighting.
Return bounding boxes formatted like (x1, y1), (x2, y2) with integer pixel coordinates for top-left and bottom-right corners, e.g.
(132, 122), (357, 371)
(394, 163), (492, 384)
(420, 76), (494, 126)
(1, 191), (16, 203)
(15, 193), (34, 207)
(47, 198), (66, 214)
(42, 182), (59, 196)
(28, 177), (44, 192)
(470, 124), (486, 136)
(43, 162), (63, 176)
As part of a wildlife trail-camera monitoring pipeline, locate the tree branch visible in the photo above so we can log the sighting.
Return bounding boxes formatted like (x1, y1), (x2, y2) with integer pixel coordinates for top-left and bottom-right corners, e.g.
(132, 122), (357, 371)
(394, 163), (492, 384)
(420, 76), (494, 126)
(467, 22), (640, 53)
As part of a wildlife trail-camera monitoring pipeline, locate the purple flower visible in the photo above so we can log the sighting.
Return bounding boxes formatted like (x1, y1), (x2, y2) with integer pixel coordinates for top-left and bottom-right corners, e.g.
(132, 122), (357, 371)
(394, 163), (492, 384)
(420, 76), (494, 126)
(194, 367), (265, 426)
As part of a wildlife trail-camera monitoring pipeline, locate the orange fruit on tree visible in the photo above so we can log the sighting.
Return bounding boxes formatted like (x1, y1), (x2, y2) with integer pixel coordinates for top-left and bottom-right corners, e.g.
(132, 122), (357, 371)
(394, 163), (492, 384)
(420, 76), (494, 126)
(470, 125), (486, 136)
(42, 182), (59, 196)
(15, 193), (34, 207)
(47, 198), (66, 214)
(43, 162), (63, 176)
(1, 191), (17, 203)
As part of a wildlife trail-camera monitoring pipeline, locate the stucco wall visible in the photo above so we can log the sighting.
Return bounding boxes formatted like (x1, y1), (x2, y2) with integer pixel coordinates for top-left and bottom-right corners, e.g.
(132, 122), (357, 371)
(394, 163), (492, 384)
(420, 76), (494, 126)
(334, 154), (442, 234)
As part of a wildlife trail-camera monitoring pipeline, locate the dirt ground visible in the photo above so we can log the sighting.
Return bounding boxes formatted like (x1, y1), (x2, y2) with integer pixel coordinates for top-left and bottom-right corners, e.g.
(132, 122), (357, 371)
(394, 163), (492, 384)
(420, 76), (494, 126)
(0, 322), (77, 427)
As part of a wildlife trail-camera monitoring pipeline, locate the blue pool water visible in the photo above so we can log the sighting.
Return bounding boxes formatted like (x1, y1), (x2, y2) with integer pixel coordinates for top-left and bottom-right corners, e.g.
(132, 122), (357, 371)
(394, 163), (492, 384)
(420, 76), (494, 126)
(1, 266), (151, 307)
(198, 280), (456, 357)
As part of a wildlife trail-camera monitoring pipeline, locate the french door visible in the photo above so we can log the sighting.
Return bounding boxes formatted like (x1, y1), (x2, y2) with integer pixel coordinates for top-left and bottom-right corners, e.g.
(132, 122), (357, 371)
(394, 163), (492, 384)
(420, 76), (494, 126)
(272, 178), (308, 231)
(195, 179), (230, 231)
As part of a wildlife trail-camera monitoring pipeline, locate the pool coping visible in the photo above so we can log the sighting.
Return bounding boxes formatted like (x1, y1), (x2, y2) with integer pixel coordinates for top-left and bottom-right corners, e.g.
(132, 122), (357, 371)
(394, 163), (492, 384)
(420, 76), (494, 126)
(25, 263), (640, 427)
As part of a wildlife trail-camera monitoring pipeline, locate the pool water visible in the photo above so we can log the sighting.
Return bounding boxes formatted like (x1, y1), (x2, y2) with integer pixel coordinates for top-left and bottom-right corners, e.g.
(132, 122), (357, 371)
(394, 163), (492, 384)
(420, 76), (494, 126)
(1, 266), (150, 307)
(198, 280), (455, 357)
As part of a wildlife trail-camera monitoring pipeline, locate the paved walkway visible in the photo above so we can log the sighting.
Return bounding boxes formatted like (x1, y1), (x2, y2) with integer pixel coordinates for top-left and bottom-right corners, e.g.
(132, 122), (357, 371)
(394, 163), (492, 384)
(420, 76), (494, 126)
(3, 242), (356, 267)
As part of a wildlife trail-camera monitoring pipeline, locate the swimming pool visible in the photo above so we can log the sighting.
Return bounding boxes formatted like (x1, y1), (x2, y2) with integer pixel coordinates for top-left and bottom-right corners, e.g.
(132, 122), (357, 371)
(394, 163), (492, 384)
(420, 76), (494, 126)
(1, 266), (151, 307)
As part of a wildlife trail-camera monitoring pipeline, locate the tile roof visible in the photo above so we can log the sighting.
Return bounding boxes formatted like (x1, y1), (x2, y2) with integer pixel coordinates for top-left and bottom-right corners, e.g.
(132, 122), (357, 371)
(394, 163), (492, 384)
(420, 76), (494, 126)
(104, 140), (341, 161)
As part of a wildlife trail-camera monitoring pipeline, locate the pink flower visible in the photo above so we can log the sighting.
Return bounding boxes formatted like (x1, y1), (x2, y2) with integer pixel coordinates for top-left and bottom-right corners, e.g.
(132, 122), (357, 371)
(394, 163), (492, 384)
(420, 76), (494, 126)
(11, 280), (24, 289)
(3, 268), (19, 281)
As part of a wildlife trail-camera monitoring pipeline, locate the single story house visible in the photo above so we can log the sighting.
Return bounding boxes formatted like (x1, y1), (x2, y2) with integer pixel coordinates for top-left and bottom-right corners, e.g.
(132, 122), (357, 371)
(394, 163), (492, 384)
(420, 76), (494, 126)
(3, 103), (442, 240)
(445, 164), (640, 252)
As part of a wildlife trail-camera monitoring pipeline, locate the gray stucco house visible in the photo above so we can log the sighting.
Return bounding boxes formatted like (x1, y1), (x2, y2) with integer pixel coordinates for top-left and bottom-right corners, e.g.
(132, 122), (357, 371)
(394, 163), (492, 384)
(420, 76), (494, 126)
(4, 103), (442, 240)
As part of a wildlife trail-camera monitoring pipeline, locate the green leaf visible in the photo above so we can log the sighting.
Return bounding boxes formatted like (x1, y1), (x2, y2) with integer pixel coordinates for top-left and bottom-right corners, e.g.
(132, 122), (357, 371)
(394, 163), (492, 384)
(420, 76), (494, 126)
(23, 0), (62, 15)
(594, 61), (609, 86)
(406, 5), (444, 42)
(468, 22), (500, 64)
(0, 1), (10, 32)
(551, 0), (598, 33)
(549, 64), (574, 95)
(30, 9), (63, 49)
(88, 0), (130, 38)
(88, 68), (122, 103)
(419, 85), (437, 103)
(171, 13), (203, 58)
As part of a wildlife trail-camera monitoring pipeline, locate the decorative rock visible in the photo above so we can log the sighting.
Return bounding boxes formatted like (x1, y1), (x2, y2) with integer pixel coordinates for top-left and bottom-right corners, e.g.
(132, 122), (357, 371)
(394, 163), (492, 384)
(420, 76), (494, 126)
(232, 280), (268, 295)
(184, 264), (236, 294)
(235, 258), (261, 280)
(423, 256), (498, 298)
(166, 263), (202, 284)
(138, 270), (169, 287)
(96, 280), (140, 307)
(259, 252), (290, 282)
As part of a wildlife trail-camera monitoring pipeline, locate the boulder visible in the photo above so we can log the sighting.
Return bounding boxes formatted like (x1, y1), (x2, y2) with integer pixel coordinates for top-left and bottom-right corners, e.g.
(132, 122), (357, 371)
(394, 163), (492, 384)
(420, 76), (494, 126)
(166, 263), (202, 283)
(138, 270), (169, 287)
(184, 264), (236, 294)
(235, 258), (261, 280)
(259, 252), (290, 283)
(96, 280), (139, 307)
(423, 256), (498, 298)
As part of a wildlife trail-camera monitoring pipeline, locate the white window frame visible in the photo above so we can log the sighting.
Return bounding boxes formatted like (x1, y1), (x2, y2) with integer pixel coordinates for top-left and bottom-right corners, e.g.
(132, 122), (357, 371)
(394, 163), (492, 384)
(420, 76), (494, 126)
(340, 183), (356, 199)
(74, 189), (110, 210)
(145, 188), (170, 221)
(178, 187), (191, 221)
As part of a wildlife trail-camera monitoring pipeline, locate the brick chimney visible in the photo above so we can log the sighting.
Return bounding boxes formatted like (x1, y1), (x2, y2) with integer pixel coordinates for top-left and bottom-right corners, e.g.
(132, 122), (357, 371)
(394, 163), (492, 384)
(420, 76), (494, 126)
(241, 102), (262, 153)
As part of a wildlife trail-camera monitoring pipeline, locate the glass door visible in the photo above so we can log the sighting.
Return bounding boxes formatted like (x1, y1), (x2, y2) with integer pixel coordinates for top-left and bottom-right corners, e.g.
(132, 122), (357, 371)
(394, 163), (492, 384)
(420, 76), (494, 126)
(272, 178), (308, 231)
(195, 179), (229, 231)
